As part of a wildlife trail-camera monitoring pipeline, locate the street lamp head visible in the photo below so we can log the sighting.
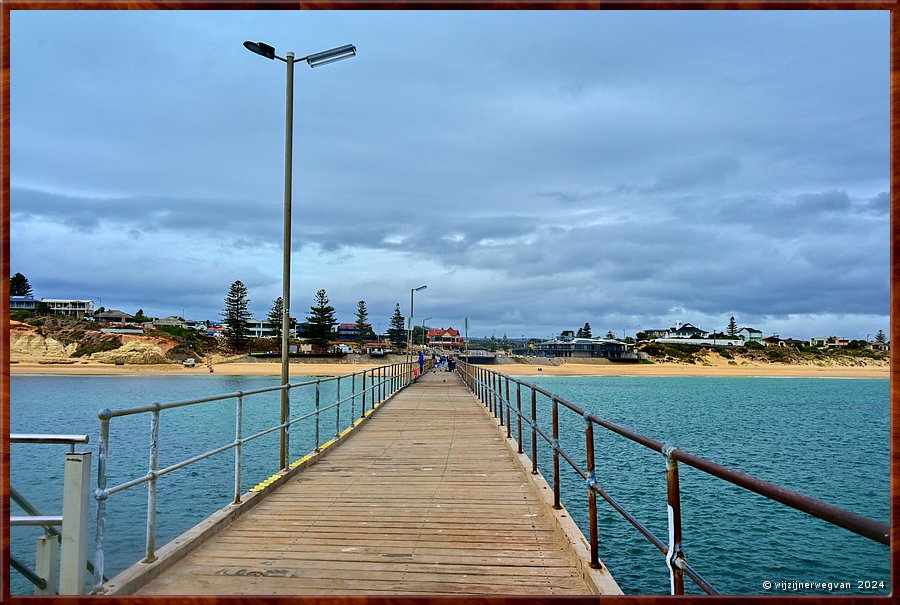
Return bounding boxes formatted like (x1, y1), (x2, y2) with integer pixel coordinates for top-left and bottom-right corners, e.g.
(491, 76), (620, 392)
(413, 285), (427, 292)
(243, 40), (276, 60)
(306, 44), (356, 68)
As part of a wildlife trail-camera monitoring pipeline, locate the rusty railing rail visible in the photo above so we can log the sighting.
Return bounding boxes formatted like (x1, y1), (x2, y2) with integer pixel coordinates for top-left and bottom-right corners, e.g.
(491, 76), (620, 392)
(458, 362), (888, 595)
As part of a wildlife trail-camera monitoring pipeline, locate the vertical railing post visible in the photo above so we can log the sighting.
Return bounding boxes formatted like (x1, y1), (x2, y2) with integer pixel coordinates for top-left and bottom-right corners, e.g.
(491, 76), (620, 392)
(59, 450), (91, 594)
(142, 407), (160, 564)
(35, 533), (59, 595)
(335, 376), (342, 438)
(516, 382), (523, 453)
(234, 393), (243, 504)
(530, 389), (538, 475)
(380, 366), (385, 403)
(92, 413), (110, 593)
(315, 379), (321, 450)
(283, 385), (291, 470)
(505, 377), (511, 437)
(351, 372), (356, 421)
(585, 414), (600, 568)
(361, 370), (367, 419)
(665, 447), (685, 595)
(551, 397), (561, 509)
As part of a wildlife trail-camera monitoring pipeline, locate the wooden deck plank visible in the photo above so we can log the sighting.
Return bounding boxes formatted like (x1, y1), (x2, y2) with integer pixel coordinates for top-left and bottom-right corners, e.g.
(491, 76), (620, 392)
(136, 371), (608, 595)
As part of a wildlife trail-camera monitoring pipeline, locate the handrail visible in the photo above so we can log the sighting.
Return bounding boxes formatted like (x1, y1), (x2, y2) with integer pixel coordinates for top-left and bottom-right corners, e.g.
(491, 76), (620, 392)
(458, 362), (888, 595)
(91, 360), (423, 594)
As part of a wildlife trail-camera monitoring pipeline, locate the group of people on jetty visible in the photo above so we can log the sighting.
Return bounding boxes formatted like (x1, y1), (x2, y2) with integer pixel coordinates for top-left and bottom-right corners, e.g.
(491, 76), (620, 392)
(418, 350), (456, 375)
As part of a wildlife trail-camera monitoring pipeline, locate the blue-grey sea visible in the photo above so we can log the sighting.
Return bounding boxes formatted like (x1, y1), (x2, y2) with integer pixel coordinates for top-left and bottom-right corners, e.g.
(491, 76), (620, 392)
(9, 374), (889, 596)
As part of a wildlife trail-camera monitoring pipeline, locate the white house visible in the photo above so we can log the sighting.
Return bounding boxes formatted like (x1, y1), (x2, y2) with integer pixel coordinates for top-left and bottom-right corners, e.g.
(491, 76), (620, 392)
(41, 299), (94, 318)
(665, 322), (707, 339)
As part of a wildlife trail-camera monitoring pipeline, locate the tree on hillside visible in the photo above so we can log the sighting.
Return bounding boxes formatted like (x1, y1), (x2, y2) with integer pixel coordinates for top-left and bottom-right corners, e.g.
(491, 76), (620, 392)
(134, 309), (151, 322)
(875, 329), (886, 343)
(727, 316), (738, 336)
(576, 327), (584, 338)
(268, 297), (284, 342)
(10, 272), (33, 297)
(355, 300), (373, 345)
(387, 304), (406, 350)
(582, 323), (592, 338)
(306, 289), (337, 352)
(605, 330), (616, 339)
(222, 280), (252, 351)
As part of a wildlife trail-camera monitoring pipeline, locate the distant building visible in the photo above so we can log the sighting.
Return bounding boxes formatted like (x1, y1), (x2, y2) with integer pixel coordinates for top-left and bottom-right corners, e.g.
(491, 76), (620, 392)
(9, 296), (38, 313)
(534, 337), (628, 360)
(94, 309), (135, 325)
(207, 325), (228, 337)
(41, 299), (94, 318)
(426, 327), (465, 350)
(736, 327), (764, 344)
(248, 319), (277, 339)
(641, 329), (668, 339)
(336, 322), (372, 342)
(665, 322), (707, 339)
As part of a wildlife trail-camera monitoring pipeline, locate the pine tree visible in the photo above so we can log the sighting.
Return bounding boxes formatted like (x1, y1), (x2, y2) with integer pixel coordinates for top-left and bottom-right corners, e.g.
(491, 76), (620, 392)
(605, 330), (616, 339)
(576, 327), (584, 338)
(875, 329), (886, 343)
(306, 289), (337, 352)
(727, 316), (738, 336)
(268, 297), (284, 342)
(222, 280), (252, 351)
(387, 304), (406, 350)
(10, 272), (33, 297)
(582, 322), (592, 338)
(355, 300), (372, 345)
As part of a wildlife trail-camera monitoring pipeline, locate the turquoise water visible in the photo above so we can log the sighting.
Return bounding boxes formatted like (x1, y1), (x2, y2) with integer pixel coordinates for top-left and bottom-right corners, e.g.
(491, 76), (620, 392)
(9, 374), (889, 595)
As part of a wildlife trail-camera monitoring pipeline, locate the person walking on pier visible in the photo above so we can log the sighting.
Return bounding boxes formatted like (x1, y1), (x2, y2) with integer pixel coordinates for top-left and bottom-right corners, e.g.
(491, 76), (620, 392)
(418, 350), (425, 375)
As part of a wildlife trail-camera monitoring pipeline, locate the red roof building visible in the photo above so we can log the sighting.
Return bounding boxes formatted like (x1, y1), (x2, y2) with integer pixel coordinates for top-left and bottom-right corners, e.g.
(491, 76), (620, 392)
(426, 327), (464, 349)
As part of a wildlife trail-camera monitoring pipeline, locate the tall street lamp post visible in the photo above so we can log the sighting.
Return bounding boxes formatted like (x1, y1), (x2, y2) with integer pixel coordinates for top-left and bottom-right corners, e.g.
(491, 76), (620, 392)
(408, 285), (427, 360)
(244, 40), (356, 471)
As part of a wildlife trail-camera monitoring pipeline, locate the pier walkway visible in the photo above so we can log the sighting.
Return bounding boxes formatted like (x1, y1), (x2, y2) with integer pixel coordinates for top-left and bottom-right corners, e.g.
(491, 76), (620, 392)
(130, 370), (619, 595)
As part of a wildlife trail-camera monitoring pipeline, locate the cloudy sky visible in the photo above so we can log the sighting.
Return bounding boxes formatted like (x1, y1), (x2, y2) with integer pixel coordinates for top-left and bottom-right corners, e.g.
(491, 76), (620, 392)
(10, 10), (889, 339)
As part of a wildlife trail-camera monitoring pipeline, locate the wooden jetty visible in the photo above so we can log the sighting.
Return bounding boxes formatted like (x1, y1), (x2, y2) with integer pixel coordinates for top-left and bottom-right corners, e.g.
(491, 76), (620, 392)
(109, 370), (621, 596)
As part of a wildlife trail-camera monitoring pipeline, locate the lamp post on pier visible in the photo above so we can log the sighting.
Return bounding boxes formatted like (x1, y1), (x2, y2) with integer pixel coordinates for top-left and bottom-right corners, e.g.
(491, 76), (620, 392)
(243, 39), (356, 471)
(408, 285), (427, 361)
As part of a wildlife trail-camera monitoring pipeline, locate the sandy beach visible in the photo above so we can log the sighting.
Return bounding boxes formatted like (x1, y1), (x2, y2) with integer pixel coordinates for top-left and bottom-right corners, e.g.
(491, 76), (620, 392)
(9, 358), (889, 379)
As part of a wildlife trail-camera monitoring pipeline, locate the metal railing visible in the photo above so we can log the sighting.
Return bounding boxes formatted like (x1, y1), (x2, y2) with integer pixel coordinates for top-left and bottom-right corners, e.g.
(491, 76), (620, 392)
(10, 434), (94, 595)
(91, 360), (421, 593)
(459, 362), (889, 595)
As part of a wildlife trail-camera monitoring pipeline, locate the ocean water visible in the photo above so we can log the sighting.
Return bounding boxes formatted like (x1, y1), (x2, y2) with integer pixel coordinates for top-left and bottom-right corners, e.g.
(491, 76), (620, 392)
(9, 374), (889, 595)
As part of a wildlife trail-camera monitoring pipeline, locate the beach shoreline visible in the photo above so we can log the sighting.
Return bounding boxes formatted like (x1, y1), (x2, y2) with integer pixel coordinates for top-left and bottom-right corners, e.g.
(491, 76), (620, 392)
(9, 358), (889, 379)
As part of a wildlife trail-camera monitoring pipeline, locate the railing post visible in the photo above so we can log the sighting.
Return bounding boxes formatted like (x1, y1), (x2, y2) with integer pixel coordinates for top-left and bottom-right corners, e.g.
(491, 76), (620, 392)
(283, 385), (291, 471)
(516, 382), (523, 453)
(234, 393), (243, 504)
(505, 377), (511, 437)
(60, 450), (91, 594)
(530, 389), (538, 475)
(361, 370), (367, 419)
(551, 397), (561, 509)
(585, 415), (600, 568)
(351, 372), (356, 420)
(35, 534), (59, 595)
(335, 376), (342, 439)
(142, 407), (160, 564)
(665, 448), (686, 595)
(315, 379), (321, 450)
(92, 413), (110, 593)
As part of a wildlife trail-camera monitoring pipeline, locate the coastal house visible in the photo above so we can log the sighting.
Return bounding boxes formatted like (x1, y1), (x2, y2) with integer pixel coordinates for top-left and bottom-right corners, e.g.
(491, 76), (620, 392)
(336, 322), (372, 341)
(665, 322), (707, 339)
(9, 295), (38, 313)
(427, 327), (465, 350)
(154, 317), (188, 329)
(809, 337), (829, 347)
(207, 325), (228, 337)
(869, 341), (889, 351)
(41, 299), (94, 318)
(736, 327), (764, 344)
(534, 337), (628, 360)
(94, 309), (135, 325)
(641, 329), (668, 339)
(248, 319), (277, 339)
